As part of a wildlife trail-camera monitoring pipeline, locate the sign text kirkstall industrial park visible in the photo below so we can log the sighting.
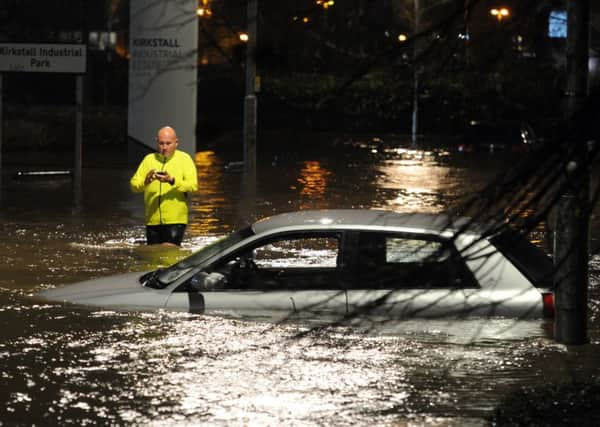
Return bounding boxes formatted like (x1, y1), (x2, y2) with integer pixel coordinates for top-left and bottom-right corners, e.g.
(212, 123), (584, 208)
(0, 43), (86, 73)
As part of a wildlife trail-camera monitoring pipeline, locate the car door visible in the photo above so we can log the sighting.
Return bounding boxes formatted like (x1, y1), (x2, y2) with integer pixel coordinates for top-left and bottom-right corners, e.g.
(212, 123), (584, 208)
(345, 231), (481, 317)
(167, 231), (351, 316)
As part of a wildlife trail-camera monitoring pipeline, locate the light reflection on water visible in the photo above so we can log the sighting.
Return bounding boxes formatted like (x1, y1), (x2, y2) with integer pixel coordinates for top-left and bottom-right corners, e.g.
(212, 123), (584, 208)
(0, 304), (566, 426)
(1, 141), (600, 425)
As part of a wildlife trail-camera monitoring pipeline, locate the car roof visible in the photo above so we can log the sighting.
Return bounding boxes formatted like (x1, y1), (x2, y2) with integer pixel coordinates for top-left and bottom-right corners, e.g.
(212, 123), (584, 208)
(251, 209), (479, 236)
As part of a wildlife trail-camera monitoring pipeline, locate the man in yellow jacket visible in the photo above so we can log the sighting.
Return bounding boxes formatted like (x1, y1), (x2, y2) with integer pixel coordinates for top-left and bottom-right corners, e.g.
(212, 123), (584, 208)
(130, 126), (198, 245)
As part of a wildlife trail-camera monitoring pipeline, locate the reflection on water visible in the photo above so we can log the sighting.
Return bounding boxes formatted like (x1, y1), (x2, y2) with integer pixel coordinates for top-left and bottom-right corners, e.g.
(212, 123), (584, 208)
(377, 159), (452, 212)
(0, 303), (580, 426)
(295, 160), (332, 210)
(189, 150), (229, 235)
(1, 137), (600, 425)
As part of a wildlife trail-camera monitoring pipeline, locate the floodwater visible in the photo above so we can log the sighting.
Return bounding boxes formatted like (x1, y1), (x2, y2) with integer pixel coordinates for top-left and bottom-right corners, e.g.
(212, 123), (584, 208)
(1, 136), (599, 426)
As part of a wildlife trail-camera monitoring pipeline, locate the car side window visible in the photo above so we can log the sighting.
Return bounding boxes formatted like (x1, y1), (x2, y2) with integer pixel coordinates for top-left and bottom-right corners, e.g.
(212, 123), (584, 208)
(211, 233), (342, 290)
(356, 232), (477, 289)
(253, 236), (339, 268)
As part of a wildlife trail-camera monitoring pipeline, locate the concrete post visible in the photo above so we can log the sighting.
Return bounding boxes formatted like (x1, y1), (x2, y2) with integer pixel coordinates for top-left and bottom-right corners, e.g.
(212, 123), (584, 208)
(0, 73), (3, 206)
(74, 75), (83, 207)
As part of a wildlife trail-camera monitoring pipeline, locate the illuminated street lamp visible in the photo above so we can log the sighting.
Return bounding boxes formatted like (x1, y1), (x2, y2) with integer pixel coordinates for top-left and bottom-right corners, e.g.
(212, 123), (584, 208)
(291, 16), (310, 24)
(397, 33), (408, 42)
(239, 32), (249, 42)
(490, 7), (510, 21)
(316, 0), (335, 9)
(197, 0), (212, 17)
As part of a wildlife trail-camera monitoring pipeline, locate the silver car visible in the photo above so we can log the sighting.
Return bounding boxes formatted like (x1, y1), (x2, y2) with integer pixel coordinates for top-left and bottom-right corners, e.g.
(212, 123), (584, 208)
(39, 210), (555, 319)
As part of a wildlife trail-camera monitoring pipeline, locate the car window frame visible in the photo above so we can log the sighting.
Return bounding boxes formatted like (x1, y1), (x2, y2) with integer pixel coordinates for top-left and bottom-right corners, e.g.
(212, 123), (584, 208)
(489, 230), (553, 288)
(208, 230), (346, 291)
(347, 230), (479, 290)
(157, 226), (255, 287)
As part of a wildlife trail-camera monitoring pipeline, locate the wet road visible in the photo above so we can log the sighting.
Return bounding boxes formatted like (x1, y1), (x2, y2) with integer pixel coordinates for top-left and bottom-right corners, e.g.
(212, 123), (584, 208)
(1, 136), (599, 425)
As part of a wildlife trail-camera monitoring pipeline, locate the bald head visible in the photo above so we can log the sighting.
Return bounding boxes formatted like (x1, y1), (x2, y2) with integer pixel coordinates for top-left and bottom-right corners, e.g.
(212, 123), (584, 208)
(157, 126), (177, 140)
(156, 126), (179, 158)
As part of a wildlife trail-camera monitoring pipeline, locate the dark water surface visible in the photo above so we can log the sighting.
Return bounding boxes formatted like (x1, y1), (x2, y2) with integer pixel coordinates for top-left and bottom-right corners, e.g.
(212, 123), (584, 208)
(1, 137), (599, 426)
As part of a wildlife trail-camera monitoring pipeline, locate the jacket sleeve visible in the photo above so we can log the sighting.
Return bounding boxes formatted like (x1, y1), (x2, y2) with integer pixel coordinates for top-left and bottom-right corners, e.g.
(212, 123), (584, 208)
(173, 153), (198, 193)
(130, 157), (149, 193)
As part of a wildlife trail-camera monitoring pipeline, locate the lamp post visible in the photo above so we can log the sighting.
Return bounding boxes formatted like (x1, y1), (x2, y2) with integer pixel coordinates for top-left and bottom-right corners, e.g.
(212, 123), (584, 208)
(243, 0), (257, 178)
(411, 0), (421, 147)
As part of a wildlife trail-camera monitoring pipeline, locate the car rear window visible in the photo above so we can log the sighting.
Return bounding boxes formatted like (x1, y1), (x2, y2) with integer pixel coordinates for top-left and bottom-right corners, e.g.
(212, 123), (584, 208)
(356, 232), (478, 289)
(490, 231), (553, 288)
(385, 238), (450, 263)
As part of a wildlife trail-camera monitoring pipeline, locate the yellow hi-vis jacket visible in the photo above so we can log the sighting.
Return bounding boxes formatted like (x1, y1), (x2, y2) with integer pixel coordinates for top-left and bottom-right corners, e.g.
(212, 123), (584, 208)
(130, 150), (198, 225)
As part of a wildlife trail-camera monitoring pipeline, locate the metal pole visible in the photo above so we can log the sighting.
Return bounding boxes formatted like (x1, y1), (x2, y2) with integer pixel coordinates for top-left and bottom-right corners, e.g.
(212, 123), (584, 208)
(0, 73), (3, 206)
(243, 0), (257, 178)
(74, 74), (83, 207)
(554, 0), (590, 345)
(411, 0), (420, 147)
(411, 73), (419, 147)
(464, 0), (470, 67)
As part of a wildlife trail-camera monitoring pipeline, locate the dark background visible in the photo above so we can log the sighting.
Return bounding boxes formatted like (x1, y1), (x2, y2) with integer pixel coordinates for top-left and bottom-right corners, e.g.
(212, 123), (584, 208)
(0, 0), (598, 154)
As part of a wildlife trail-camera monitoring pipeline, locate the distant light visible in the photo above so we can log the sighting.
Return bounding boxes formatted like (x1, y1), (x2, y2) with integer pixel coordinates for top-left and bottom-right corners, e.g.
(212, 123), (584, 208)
(88, 30), (117, 50)
(239, 33), (249, 42)
(197, 8), (212, 17)
(490, 7), (510, 21)
(291, 16), (310, 24)
(398, 34), (408, 42)
(316, 0), (334, 8)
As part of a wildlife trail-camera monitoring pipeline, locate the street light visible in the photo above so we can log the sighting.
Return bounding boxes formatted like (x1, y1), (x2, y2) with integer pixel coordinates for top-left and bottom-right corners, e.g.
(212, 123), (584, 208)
(316, 0), (335, 9)
(197, 0), (212, 17)
(490, 7), (510, 21)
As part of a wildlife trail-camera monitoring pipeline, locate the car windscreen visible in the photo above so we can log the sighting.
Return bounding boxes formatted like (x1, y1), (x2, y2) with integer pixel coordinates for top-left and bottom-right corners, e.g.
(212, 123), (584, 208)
(156, 226), (255, 285)
(490, 231), (553, 288)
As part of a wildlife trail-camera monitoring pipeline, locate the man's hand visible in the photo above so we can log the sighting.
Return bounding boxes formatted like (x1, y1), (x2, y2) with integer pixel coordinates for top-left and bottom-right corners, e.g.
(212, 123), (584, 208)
(154, 171), (174, 185)
(144, 169), (156, 185)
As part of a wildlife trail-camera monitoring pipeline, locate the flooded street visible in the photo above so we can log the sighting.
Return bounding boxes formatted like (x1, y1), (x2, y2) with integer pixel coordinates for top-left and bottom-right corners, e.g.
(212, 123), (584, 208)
(1, 136), (599, 426)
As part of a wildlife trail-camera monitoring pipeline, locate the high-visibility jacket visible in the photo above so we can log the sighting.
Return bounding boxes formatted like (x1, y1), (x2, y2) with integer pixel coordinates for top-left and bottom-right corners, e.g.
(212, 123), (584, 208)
(130, 150), (198, 225)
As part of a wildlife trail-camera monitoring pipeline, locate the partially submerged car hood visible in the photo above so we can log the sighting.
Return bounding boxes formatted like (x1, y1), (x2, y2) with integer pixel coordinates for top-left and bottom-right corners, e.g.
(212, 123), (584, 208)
(37, 272), (169, 310)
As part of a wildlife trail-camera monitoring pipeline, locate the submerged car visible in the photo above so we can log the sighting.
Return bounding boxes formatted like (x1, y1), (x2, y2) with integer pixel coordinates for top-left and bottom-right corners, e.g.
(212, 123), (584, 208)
(39, 210), (555, 319)
(456, 120), (538, 153)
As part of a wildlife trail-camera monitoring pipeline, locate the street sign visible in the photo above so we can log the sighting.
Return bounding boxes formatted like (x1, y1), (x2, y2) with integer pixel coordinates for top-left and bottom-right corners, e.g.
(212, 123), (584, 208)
(0, 43), (86, 73)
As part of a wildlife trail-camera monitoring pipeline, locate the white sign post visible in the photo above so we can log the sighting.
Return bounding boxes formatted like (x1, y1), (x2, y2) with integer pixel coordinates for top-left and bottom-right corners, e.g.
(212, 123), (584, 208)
(0, 43), (87, 206)
(128, 0), (198, 157)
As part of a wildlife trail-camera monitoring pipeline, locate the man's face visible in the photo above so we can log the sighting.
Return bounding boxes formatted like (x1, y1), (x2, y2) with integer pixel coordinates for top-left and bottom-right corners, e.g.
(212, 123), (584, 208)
(157, 129), (178, 158)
